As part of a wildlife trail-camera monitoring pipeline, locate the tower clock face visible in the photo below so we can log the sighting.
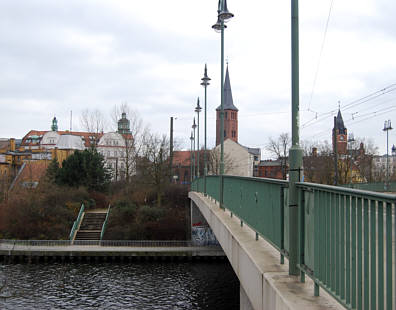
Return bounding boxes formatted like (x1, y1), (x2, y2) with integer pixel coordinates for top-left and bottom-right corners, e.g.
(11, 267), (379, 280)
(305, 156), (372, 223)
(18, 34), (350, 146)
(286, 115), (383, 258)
(340, 136), (344, 141)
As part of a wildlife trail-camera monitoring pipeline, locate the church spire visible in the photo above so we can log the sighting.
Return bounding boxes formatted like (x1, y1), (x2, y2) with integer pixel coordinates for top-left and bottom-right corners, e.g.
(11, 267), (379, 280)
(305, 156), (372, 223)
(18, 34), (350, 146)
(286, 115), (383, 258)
(216, 65), (238, 111)
(216, 65), (239, 146)
(335, 109), (346, 134)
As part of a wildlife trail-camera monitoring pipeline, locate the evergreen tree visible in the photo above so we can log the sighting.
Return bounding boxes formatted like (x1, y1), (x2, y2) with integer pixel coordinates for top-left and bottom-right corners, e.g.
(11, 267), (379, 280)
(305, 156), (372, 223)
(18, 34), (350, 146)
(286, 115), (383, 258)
(45, 158), (60, 183)
(56, 149), (111, 191)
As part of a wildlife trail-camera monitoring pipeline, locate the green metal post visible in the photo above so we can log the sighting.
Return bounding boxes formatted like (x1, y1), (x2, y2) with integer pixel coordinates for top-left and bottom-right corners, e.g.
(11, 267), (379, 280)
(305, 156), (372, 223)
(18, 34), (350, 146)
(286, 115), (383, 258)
(220, 17), (225, 209)
(192, 119), (197, 180)
(190, 132), (193, 184)
(370, 199), (376, 310)
(386, 202), (392, 310)
(288, 0), (303, 276)
(378, 201), (384, 310)
(196, 98), (201, 178)
(201, 64), (210, 196)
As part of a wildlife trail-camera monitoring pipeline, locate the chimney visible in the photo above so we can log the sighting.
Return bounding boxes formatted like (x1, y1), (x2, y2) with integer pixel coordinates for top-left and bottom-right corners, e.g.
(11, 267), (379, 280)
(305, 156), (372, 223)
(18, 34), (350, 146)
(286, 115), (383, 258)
(10, 138), (15, 152)
(312, 147), (318, 157)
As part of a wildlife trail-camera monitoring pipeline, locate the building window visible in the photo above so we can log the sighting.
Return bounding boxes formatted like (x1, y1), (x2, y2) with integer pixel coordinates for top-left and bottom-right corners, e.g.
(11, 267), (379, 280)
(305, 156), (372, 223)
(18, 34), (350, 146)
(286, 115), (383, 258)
(225, 112), (228, 119)
(224, 130), (226, 137)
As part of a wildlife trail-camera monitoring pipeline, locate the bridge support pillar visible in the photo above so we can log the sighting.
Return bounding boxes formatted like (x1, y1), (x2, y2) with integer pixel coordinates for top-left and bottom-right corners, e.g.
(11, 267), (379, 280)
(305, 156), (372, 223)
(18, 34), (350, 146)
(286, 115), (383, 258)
(240, 286), (254, 310)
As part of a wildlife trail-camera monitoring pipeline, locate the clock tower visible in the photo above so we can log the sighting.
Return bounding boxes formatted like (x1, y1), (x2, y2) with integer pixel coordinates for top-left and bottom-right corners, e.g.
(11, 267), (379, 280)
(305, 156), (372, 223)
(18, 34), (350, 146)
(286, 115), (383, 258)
(332, 109), (347, 155)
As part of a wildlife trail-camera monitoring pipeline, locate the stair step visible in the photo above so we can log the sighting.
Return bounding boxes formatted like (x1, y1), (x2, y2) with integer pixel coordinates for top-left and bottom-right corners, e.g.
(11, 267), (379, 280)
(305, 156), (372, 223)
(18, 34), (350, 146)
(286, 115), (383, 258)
(72, 211), (108, 241)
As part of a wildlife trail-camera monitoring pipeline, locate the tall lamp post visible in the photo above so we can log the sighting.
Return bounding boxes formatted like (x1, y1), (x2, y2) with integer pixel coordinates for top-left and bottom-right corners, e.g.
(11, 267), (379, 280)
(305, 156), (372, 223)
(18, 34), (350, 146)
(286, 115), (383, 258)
(195, 98), (202, 179)
(348, 133), (355, 185)
(212, 0), (234, 208)
(201, 64), (211, 195)
(190, 131), (194, 184)
(383, 120), (393, 190)
(288, 0), (304, 277)
(192, 118), (197, 180)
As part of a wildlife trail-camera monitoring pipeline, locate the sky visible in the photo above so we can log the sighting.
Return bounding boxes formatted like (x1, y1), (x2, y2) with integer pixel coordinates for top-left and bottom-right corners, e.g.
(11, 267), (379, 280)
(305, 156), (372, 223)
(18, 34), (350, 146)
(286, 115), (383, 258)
(0, 0), (395, 157)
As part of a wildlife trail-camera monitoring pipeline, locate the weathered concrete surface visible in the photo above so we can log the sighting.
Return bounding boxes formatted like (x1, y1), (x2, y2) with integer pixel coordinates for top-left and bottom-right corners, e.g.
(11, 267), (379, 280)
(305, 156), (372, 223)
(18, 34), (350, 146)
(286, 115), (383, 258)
(189, 192), (344, 310)
(0, 244), (225, 258)
(241, 286), (255, 310)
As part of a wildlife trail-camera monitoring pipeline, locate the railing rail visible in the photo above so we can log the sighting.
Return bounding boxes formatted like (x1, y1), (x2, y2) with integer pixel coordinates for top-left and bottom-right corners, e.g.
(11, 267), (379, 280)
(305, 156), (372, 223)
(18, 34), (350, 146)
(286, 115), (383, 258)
(100, 204), (111, 240)
(69, 203), (85, 241)
(191, 176), (396, 309)
(297, 182), (395, 309)
(0, 239), (221, 248)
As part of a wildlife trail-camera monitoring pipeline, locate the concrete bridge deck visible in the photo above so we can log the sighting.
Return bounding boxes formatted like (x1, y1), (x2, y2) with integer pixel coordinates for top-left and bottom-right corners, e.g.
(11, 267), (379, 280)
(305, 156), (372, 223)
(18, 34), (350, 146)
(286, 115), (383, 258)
(190, 191), (344, 310)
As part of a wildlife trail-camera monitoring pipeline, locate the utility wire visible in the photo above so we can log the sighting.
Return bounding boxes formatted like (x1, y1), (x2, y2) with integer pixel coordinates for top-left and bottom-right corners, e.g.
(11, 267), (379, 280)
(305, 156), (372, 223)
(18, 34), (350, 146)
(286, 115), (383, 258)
(304, 106), (396, 139)
(302, 83), (396, 129)
(307, 0), (335, 113)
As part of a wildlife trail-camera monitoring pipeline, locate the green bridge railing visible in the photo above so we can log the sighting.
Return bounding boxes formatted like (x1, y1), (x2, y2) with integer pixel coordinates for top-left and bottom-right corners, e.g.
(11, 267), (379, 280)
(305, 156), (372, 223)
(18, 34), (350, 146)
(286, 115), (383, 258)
(191, 176), (396, 310)
(342, 181), (396, 193)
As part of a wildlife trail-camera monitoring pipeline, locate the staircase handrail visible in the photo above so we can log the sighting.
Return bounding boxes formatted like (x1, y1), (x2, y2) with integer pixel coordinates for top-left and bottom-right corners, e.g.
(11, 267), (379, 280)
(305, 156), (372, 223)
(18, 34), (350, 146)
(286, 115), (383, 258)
(69, 203), (85, 241)
(100, 204), (111, 240)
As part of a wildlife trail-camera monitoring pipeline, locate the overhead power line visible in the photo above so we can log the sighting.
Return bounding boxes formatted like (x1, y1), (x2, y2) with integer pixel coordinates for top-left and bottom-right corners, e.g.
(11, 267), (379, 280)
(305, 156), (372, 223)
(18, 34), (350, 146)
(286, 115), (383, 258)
(302, 83), (396, 129)
(307, 0), (335, 113)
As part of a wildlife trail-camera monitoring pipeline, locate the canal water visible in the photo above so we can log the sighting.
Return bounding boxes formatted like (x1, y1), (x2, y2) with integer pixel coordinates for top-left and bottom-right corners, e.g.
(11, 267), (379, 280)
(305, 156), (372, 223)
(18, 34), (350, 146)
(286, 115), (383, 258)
(0, 261), (239, 309)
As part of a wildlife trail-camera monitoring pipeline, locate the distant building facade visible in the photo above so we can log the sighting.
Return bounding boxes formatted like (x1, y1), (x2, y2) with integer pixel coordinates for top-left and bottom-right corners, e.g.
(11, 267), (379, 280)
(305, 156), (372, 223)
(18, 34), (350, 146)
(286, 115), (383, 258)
(212, 139), (260, 177)
(257, 160), (284, 179)
(172, 151), (192, 184)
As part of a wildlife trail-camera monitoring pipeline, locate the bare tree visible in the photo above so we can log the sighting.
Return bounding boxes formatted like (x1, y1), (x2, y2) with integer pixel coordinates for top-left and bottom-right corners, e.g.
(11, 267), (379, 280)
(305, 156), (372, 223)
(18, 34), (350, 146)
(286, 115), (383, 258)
(265, 133), (290, 179)
(111, 103), (150, 183)
(207, 148), (235, 175)
(80, 109), (107, 148)
(140, 133), (171, 207)
(303, 141), (335, 185)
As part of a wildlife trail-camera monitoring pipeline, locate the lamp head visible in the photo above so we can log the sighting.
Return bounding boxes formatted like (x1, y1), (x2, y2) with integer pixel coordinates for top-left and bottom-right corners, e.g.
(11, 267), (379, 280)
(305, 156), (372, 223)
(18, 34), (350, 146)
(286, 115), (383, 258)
(192, 118), (197, 129)
(219, 0), (234, 22)
(212, 17), (226, 33)
(195, 97), (202, 113)
(201, 64), (211, 87)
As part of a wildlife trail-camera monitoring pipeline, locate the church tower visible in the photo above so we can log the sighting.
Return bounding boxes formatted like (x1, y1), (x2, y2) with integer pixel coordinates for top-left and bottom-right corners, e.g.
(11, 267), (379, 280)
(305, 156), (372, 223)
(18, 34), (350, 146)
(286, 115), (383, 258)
(216, 66), (238, 146)
(332, 109), (347, 155)
(117, 112), (131, 134)
(51, 116), (58, 131)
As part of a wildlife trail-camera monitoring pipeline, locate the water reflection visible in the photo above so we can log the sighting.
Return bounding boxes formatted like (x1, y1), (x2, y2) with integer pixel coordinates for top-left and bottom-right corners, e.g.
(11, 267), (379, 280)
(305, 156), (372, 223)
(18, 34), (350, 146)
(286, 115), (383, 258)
(0, 261), (239, 309)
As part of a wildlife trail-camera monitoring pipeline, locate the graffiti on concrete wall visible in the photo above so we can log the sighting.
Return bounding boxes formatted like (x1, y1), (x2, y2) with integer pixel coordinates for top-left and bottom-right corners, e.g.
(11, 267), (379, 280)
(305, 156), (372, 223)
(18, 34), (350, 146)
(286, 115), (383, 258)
(191, 203), (219, 246)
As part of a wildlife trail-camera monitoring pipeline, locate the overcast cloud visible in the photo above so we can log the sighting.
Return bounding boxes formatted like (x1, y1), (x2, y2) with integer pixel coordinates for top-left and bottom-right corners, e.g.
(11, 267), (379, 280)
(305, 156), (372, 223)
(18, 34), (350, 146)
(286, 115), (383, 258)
(0, 0), (395, 156)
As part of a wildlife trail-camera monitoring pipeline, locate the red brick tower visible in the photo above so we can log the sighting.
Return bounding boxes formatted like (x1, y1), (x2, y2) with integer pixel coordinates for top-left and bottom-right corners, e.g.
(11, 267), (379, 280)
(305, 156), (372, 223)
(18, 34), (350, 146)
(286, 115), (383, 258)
(216, 66), (238, 146)
(332, 109), (348, 155)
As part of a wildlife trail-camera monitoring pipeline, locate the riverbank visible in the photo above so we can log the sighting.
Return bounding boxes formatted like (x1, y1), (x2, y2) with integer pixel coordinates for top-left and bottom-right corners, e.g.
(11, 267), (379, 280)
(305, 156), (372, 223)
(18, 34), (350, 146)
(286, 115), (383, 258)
(0, 240), (225, 263)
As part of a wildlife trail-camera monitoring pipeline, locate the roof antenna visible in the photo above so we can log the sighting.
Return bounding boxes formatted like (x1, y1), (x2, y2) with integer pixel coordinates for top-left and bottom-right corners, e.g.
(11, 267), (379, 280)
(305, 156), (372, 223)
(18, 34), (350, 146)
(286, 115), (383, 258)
(338, 100), (341, 110)
(70, 110), (72, 131)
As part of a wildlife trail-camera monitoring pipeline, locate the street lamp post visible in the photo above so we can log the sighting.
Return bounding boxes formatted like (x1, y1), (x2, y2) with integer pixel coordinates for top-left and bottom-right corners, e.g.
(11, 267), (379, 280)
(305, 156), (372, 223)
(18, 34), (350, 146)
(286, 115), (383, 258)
(190, 131), (194, 184)
(383, 120), (393, 190)
(201, 64), (211, 196)
(288, 0), (304, 277)
(195, 98), (202, 179)
(192, 118), (197, 180)
(212, 0), (233, 209)
(348, 133), (355, 185)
